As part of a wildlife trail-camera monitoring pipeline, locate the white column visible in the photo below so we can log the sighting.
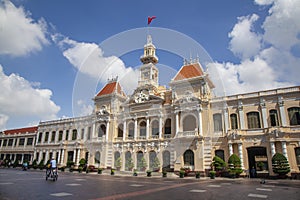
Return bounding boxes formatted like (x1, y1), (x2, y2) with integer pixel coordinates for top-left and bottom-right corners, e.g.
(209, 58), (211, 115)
(238, 101), (245, 129)
(38, 151), (43, 163)
(61, 149), (65, 165)
(198, 108), (203, 136)
(238, 143), (244, 169)
(146, 117), (150, 139)
(270, 142), (276, 156)
(106, 120), (110, 141)
(33, 149), (37, 160)
(159, 116), (162, 139)
(228, 143), (233, 156)
(45, 150), (49, 163)
(279, 101), (287, 126)
(76, 149), (81, 166)
(58, 149), (61, 164)
(123, 120), (127, 141)
(134, 118), (138, 140)
(21, 154), (24, 163)
(224, 109), (229, 133)
(261, 103), (268, 128)
(54, 130), (59, 143)
(73, 149), (76, 163)
(282, 141), (288, 160)
(175, 112), (179, 136)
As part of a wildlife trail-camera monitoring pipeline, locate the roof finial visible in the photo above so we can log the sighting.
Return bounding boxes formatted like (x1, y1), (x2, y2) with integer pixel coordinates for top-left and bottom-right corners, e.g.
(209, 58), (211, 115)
(147, 35), (152, 44)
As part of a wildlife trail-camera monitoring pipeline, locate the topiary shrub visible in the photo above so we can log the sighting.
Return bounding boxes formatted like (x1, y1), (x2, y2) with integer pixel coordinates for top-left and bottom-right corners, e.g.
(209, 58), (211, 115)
(228, 154), (243, 177)
(125, 158), (134, 171)
(272, 153), (290, 177)
(212, 156), (226, 172)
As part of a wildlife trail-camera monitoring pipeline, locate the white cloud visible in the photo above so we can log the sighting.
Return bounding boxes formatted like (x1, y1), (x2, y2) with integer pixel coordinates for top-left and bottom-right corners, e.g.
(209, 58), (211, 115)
(261, 0), (300, 50)
(228, 14), (262, 60)
(53, 34), (139, 94)
(0, 65), (60, 128)
(213, 0), (300, 96)
(0, 114), (9, 130)
(77, 100), (93, 116)
(0, 0), (48, 56)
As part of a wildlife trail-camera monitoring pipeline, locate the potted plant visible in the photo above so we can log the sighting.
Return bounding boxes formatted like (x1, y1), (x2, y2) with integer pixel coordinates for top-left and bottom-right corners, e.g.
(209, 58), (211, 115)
(38, 159), (44, 170)
(115, 157), (121, 171)
(126, 158), (134, 171)
(32, 159), (38, 169)
(256, 161), (264, 171)
(78, 166), (83, 173)
(150, 157), (160, 172)
(162, 170), (167, 178)
(133, 169), (138, 176)
(98, 168), (103, 174)
(272, 153), (290, 178)
(146, 170), (152, 177)
(195, 171), (201, 179)
(111, 168), (115, 175)
(138, 157), (147, 171)
(212, 156), (226, 176)
(228, 154), (243, 178)
(60, 166), (65, 172)
(209, 170), (216, 179)
(179, 169), (185, 178)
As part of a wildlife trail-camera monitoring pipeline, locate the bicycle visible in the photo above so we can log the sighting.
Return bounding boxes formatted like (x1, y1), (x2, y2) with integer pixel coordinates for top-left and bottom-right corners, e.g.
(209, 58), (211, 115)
(46, 167), (58, 181)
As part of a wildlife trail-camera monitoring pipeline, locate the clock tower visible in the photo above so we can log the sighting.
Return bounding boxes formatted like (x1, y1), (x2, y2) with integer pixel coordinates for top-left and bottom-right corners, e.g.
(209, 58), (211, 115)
(138, 35), (159, 88)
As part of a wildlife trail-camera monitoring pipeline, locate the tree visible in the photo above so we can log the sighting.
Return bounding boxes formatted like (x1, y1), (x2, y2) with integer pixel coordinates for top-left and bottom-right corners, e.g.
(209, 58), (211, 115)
(212, 156), (226, 171)
(115, 157), (122, 169)
(137, 157), (147, 171)
(150, 157), (160, 171)
(272, 153), (290, 176)
(228, 154), (243, 176)
(125, 158), (134, 171)
(79, 158), (86, 167)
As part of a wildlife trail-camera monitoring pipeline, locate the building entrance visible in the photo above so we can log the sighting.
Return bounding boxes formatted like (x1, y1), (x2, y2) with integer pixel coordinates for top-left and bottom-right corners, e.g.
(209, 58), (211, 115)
(247, 147), (268, 178)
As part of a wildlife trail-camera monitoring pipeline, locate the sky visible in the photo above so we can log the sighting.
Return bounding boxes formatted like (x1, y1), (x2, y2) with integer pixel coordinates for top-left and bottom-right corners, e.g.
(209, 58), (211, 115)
(0, 0), (299, 130)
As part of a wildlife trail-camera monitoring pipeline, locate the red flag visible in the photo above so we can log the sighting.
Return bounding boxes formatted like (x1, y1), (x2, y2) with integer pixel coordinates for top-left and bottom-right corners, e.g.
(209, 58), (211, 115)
(147, 16), (156, 25)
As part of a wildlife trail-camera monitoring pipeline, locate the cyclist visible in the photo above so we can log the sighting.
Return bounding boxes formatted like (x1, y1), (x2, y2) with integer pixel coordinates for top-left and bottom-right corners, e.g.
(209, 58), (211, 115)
(49, 157), (57, 177)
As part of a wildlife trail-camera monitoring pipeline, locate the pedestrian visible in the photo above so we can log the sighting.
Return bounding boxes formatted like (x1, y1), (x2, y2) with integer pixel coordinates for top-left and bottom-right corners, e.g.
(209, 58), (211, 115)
(251, 166), (256, 178)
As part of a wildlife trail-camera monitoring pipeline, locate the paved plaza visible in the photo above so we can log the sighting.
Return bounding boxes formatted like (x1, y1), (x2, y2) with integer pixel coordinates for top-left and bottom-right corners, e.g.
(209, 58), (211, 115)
(0, 168), (300, 200)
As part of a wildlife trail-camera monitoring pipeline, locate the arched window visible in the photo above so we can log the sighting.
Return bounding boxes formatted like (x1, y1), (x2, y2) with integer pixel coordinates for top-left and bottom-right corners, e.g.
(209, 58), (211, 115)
(114, 151), (121, 168)
(230, 114), (238, 130)
(125, 151), (132, 171)
(183, 150), (194, 166)
(151, 120), (159, 136)
(269, 109), (279, 127)
(136, 151), (145, 171)
(164, 119), (171, 135)
(118, 124), (123, 138)
(128, 122), (134, 138)
(72, 129), (77, 140)
(163, 151), (171, 169)
(215, 149), (225, 161)
(95, 151), (101, 164)
(213, 114), (223, 132)
(247, 112), (261, 129)
(288, 107), (300, 125)
(139, 121), (146, 137)
(149, 151), (157, 170)
(183, 115), (197, 131)
(98, 124), (106, 137)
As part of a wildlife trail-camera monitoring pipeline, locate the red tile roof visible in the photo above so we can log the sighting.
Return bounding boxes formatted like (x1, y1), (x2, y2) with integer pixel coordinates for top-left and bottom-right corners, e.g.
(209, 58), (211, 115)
(173, 63), (204, 81)
(4, 126), (38, 135)
(96, 81), (126, 97)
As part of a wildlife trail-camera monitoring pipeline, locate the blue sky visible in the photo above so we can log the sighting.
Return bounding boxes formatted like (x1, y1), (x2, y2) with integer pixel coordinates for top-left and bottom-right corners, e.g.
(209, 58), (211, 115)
(0, 0), (299, 130)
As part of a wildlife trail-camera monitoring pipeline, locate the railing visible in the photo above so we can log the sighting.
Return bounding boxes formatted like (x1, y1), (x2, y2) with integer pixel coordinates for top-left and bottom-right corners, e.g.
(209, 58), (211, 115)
(149, 135), (159, 140)
(136, 136), (146, 140)
(176, 131), (197, 138)
(163, 134), (172, 139)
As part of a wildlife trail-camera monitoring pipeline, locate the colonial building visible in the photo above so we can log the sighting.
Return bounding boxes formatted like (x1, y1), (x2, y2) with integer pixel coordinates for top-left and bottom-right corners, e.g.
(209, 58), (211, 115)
(1, 35), (300, 176)
(0, 126), (37, 164)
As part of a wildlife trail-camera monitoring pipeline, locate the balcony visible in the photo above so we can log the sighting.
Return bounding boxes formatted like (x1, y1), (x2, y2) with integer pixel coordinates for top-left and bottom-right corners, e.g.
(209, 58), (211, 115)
(176, 131), (197, 138)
